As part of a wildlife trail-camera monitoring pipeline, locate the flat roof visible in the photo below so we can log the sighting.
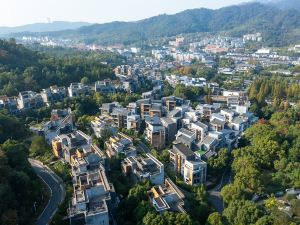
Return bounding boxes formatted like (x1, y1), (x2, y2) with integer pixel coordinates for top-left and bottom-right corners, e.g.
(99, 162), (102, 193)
(173, 143), (194, 158)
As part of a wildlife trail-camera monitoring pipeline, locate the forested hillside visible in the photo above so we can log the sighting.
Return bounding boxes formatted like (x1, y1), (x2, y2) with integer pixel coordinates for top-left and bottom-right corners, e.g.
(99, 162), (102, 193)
(25, 3), (300, 46)
(248, 77), (300, 104)
(0, 111), (44, 225)
(261, 0), (300, 11)
(219, 109), (300, 224)
(0, 39), (115, 96)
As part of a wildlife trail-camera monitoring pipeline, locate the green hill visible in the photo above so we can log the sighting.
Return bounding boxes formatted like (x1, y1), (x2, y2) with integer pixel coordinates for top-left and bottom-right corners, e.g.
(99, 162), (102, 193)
(23, 3), (300, 46)
(0, 39), (115, 96)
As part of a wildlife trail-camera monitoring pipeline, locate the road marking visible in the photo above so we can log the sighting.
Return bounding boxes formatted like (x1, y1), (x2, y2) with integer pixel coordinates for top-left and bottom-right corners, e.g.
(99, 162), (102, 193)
(36, 174), (53, 223)
(29, 160), (66, 225)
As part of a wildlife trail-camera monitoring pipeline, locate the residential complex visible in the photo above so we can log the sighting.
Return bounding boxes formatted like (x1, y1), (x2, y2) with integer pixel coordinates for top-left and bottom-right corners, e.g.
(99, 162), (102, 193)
(147, 178), (186, 213)
(122, 153), (164, 185)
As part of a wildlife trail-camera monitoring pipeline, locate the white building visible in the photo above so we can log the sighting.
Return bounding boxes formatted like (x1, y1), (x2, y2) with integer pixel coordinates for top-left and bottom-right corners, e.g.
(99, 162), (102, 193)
(68, 83), (90, 97)
(122, 153), (164, 185)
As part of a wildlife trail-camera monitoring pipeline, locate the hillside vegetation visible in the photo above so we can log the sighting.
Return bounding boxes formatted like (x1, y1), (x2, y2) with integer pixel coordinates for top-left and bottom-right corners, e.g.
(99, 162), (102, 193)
(0, 39), (115, 96)
(28, 3), (300, 46)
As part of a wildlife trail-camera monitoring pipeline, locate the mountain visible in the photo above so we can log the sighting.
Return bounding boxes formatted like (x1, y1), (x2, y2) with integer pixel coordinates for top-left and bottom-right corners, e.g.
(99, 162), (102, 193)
(259, 0), (300, 11)
(10, 3), (300, 46)
(0, 21), (91, 36)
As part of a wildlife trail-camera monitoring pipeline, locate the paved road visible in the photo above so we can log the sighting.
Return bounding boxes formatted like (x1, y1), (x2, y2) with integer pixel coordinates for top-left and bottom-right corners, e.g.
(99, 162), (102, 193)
(136, 140), (151, 153)
(29, 159), (65, 225)
(208, 165), (232, 213)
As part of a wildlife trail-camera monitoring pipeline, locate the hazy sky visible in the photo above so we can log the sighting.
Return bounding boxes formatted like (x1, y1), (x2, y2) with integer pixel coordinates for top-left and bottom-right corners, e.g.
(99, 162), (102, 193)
(1, 0), (251, 27)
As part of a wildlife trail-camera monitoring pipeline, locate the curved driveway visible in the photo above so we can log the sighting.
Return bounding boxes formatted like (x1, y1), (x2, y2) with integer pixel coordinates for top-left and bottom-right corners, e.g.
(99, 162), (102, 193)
(29, 159), (65, 225)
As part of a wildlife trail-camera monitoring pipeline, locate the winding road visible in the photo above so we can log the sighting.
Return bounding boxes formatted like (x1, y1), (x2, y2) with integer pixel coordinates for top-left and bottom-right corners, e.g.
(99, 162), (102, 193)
(208, 165), (232, 212)
(29, 159), (65, 225)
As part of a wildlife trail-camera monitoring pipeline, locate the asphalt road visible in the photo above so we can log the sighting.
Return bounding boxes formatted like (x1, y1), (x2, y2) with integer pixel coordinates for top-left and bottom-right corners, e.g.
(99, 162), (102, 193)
(208, 166), (232, 213)
(29, 159), (65, 225)
(136, 140), (151, 153)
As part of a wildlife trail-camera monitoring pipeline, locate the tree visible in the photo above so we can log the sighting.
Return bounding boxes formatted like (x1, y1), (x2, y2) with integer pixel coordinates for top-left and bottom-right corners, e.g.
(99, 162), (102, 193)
(187, 185), (211, 224)
(223, 200), (265, 225)
(208, 148), (229, 175)
(254, 216), (274, 225)
(206, 212), (225, 225)
(0, 140), (43, 225)
(29, 136), (49, 157)
(1, 140), (29, 171)
(142, 211), (196, 225)
(0, 112), (27, 144)
(231, 154), (263, 193)
(174, 84), (188, 99)
(194, 185), (207, 202)
(221, 183), (246, 204)
(0, 39), (116, 96)
(77, 115), (95, 132)
(163, 81), (174, 97)
(80, 76), (89, 85)
(221, 106), (300, 224)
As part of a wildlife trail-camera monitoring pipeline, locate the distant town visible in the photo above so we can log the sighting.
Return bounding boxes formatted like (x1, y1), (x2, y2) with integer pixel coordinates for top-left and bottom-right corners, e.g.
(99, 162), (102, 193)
(1, 30), (299, 225)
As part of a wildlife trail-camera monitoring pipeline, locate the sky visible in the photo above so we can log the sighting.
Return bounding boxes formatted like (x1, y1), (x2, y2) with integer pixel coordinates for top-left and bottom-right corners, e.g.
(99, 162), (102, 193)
(0, 0), (251, 27)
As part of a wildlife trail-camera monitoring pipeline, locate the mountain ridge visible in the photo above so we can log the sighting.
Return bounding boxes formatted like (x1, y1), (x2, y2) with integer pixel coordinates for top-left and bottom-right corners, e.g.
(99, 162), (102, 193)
(0, 21), (91, 36)
(258, 0), (300, 11)
(7, 2), (300, 46)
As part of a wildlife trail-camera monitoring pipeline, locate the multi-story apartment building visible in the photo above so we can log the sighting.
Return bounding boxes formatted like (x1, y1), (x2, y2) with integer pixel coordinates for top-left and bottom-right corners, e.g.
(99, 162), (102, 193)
(51, 127), (114, 225)
(127, 114), (141, 131)
(161, 96), (186, 113)
(183, 158), (207, 185)
(190, 121), (208, 142)
(175, 128), (196, 149)
(17, 91), (44, 110)
(105, 133), (137, 158)
(40, 88), (54, 105)
(94, 79), (115, 94)
(70, 144), (107, 176)
(91, 116), (117, 138)
(0, 95), (18, 114)
(196, 103), (221, 119)
(149, 103), (162, 118)
(140, 100), (151, 119)
(111, 107), (129, 129)
(40, 86), (66, 105)
(52, 130), (92, 162)
(33, 108), (74, 143)
(145, 116), (165, 150)
(69, 166), (115, 225)
(160, 117), (177, 144)
(147, 178), (186, 213)
(169, 143), (207, 185)
(49, 85), (67, 100)
(100, 102), (121, 115)
(220, 109), (236, 122)
(68, 83), (90, 97)
(209, 118), (226, 132)
(127, 102), (138, 114)
(122, 153), (164, 185)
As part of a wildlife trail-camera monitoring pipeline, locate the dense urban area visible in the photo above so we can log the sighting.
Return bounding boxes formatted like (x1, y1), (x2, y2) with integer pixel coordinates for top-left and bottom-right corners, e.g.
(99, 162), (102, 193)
(1, 1), (300, 225)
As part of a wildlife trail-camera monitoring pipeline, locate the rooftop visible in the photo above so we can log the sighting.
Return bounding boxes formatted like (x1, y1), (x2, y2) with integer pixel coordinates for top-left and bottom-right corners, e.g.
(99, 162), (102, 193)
(210, 118), (226, 126)
(172, 143), (194, 158)
(232, 116), (246, 125)
(178, 128), (195, 137)
(193, 121), (208, 129)
(145, 116), (162, 125)
(202, 136), (217, 146)
(161, 117), (176, 125)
